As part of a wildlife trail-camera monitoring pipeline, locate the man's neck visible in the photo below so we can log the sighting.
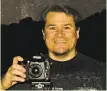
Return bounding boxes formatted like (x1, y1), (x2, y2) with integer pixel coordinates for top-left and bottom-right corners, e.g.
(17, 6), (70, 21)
(49, 50), (77, 62)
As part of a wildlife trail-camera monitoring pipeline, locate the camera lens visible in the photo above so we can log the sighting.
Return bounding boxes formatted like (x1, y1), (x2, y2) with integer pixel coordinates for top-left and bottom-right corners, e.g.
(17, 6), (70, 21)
(29, 64), (43, 78)
(32, 67), (39, 74)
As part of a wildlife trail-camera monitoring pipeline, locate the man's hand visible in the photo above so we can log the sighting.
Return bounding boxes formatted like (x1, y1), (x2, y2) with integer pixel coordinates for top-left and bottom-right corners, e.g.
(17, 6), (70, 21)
(0, 56), (26, 90)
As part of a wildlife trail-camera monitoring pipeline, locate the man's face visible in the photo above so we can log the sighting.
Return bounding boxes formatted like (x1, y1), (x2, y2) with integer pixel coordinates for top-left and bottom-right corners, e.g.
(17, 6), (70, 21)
(43, 12), (79, 55)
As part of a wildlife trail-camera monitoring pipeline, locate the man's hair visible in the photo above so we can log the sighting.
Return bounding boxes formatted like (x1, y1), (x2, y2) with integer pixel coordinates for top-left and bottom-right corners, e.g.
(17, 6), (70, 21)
(40, 4), (81, 24)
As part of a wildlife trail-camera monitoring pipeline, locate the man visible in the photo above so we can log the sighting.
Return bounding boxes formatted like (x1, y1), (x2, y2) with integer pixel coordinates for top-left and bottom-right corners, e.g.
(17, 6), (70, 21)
(0, 5), (106, 90)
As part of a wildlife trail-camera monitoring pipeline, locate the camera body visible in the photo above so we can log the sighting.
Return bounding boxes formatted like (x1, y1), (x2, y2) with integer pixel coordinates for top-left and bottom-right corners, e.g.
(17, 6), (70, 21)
(19, 53), (53, 90)
(21, 53), (51, 82)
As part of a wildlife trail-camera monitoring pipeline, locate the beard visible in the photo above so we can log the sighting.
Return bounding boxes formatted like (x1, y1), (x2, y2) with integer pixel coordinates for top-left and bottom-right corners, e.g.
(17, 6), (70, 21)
(50, 44), (71, 56)
(52, 49), (70, 56)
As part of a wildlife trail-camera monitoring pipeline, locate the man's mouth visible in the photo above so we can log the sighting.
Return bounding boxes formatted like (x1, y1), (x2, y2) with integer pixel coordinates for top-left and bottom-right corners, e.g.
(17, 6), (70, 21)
(54, 41), (66, 44)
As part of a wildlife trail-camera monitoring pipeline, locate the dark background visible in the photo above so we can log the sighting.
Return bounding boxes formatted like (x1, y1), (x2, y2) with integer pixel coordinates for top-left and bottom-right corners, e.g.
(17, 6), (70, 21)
(1, 0), (106, 74)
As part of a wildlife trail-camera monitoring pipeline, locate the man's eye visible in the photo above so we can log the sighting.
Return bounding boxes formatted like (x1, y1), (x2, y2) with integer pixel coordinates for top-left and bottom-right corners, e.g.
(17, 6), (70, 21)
(64, 27), (71, 29)
(49, 27), (55, 30)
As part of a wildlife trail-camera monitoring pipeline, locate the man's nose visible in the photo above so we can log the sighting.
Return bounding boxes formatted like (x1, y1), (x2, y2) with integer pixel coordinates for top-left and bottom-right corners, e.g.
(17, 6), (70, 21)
(56, 30), (64, 37)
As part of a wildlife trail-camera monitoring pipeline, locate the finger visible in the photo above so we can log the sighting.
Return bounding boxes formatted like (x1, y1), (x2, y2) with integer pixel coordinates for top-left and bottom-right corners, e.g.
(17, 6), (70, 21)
(12, 76), (25, 82)
(12, 64), (26, 72)
(12, 81), (17, 86)
(13, 56), (24, 64)
(11, 70), (26, 78)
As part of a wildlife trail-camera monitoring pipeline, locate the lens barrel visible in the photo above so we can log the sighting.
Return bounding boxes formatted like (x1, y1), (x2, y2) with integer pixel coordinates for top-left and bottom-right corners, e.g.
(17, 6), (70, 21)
(29, 64), (43, 78)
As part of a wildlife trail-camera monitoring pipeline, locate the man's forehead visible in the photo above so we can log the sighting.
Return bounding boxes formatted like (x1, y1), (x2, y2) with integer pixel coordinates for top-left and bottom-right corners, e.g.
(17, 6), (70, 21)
(46, 12), (74, 21)
(45, 12), (75, 26)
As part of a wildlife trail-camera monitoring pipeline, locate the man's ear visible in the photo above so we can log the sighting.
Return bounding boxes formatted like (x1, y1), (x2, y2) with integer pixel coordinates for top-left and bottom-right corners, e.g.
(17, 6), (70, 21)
(76, 27), (80, 39)
(42, 29), (45, 40)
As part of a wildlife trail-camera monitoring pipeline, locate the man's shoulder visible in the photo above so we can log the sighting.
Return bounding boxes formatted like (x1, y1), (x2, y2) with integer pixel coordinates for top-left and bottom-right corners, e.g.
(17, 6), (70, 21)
(77, 52), (105, 71)
(77, 52), (105, 64)
(44, 52), (105, 66)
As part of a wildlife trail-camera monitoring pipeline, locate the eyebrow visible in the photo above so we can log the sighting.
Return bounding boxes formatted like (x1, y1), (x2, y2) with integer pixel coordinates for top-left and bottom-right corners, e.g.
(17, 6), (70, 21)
(46, 24), (55, 28)
(64, 24), (73, 26)
(46, 23), (73, 28)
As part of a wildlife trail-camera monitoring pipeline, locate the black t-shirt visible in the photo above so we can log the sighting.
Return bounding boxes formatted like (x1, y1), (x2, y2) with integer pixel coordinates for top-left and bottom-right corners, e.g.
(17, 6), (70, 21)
(9, 52), (106, 90)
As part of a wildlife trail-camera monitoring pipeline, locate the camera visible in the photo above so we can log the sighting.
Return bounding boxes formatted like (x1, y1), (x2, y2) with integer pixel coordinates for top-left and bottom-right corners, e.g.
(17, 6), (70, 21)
(19, 53), (52, 90)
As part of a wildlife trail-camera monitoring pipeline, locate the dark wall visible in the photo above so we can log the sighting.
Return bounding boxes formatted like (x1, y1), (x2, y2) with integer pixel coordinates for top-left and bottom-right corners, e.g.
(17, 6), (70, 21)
(77, 9), (106, 62)
(1, 9), (106, 74)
